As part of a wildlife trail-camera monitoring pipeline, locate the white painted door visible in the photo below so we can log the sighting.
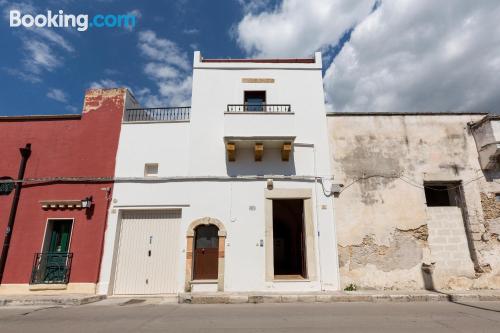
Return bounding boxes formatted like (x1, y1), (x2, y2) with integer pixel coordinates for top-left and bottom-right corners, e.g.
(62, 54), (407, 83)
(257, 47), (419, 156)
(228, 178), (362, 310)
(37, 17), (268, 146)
(113, 210), (181, 295)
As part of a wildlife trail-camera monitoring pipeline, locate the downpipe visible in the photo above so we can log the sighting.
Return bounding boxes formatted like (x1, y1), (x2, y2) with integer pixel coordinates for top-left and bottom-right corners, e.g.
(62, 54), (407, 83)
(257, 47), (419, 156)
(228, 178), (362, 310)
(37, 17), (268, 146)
(0, 143), (31, 283)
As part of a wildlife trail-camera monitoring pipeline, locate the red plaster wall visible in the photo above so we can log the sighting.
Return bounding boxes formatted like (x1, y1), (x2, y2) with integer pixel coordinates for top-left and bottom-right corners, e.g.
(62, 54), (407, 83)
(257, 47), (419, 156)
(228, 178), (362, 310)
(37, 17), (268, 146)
(0, 88), (126, 284)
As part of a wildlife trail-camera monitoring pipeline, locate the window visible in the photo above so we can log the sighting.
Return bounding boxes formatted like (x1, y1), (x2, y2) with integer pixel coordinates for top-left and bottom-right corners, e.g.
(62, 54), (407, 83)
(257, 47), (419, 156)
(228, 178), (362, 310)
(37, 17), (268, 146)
(144, 163), (159, 177)
(31, 219), (74, 284)
(244, 91), (266, 111)
(424, 182), (460, 207)
(495, 193), (500, 202)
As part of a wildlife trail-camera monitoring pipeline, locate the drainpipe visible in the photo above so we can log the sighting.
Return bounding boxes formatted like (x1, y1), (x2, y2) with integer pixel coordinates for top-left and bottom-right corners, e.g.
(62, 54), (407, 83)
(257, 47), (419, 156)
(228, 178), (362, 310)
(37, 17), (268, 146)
(0, 143), (31, 283)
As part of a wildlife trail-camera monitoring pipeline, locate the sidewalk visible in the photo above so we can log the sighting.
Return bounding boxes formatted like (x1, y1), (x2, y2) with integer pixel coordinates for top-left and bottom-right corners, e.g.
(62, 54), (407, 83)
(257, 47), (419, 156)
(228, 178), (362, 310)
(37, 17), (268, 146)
(0, 294), (105, 307)
(2, 290), (500, 307)
(179, 290), (500, 304)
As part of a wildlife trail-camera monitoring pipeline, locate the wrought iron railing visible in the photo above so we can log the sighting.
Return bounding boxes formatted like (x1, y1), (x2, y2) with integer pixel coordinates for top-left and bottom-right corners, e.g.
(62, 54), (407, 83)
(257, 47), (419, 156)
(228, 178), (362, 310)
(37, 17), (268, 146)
(124, 107), (191, 122)
(226, 104), (292, 113)
(30, 252), (73, 284)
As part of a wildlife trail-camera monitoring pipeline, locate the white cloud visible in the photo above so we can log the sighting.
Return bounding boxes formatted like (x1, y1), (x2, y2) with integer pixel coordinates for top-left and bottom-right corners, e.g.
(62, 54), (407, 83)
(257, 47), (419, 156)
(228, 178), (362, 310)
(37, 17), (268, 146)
(89, 79), (121, 89)
(2, 1), (74, 82)
(238, 0), (273, 14)
(65, 105), (79, 113)
(124, 9), (141, 32)
(23, 39), (61, 74)
(236, 0), (500, 113)
(138, 30), (190, 70)
(31, 28), (74, 52)
(325, 0), (500, 113)
(136, 30), (192, 107)
(183, 28), (199, 35)
(47, 88), (68, 103)
(144, 62), (179, 80)
(128, 9), (142, 19)
(236, 0), (373, 57)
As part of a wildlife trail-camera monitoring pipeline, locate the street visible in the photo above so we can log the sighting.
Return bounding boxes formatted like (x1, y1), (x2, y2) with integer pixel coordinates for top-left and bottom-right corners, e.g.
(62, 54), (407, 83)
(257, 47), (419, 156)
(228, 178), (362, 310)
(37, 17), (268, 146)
(0, 299), (500, 332)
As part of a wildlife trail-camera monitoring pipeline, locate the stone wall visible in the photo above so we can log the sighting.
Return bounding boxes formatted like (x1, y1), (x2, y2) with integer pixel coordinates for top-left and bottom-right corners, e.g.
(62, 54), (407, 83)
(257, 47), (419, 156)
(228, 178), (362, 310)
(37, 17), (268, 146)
(328, 114), (500, 290)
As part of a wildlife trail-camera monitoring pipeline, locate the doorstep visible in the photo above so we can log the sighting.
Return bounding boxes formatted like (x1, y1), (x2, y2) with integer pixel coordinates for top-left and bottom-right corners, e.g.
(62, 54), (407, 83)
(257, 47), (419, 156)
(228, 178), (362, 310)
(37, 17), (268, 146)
(0, 294), (106, 307)
(179, 290), (500, 304)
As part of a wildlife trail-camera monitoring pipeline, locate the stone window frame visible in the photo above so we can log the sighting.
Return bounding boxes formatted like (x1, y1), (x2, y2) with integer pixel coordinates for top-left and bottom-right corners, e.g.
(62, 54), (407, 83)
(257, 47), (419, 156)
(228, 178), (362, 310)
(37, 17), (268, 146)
(185, 217), (227, 291)
(264, 188), (317, 282)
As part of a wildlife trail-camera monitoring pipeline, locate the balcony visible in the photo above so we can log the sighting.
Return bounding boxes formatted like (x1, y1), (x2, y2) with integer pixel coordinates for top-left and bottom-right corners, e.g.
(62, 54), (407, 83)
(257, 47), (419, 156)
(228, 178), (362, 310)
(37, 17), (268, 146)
(30, 252), (73, 284)
(224, 104), (295, 162)
(224, 103), (294, 137)
(123, 107), (191, 123)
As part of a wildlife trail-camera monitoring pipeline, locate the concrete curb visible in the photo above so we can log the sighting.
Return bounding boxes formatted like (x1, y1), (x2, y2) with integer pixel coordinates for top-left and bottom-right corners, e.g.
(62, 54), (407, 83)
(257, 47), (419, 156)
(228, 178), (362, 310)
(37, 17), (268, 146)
(178, 292), (500, 304)
(0, 294), (106, 307)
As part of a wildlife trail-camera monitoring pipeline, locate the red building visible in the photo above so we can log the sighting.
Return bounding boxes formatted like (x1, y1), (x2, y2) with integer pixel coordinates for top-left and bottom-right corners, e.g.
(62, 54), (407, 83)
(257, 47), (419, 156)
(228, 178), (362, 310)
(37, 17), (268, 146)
(0, 88), (130, 294)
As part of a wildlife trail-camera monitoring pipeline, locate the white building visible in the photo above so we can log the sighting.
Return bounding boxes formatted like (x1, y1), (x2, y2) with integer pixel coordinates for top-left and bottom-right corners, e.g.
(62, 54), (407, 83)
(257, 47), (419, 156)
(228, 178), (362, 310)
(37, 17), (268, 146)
(97, 51), (340, 295)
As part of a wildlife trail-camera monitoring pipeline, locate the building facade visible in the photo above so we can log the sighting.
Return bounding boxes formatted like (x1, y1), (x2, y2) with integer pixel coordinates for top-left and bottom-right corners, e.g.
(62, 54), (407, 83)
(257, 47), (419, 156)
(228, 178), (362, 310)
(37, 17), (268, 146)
(329, 113), (500, 290)
(2, 52), (500, 297)
(97, 52), (340, 295)
(0, 88), (131, 294)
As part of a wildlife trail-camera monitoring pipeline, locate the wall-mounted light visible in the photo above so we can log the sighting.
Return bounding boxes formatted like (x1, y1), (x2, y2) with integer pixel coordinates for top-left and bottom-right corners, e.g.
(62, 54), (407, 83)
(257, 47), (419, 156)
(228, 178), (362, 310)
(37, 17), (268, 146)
(267, 179), (273, 190)
(81, 196), (93, 208)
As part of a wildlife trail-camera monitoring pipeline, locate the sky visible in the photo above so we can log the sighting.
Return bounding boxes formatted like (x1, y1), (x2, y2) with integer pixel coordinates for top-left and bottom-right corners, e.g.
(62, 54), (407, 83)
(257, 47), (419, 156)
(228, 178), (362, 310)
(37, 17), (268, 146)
(0, 0), (499, 116)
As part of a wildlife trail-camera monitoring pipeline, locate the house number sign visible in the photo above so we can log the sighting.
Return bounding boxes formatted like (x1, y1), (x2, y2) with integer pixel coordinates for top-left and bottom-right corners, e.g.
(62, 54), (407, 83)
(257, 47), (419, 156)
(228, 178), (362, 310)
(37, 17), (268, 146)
(0, 177), (14, 195)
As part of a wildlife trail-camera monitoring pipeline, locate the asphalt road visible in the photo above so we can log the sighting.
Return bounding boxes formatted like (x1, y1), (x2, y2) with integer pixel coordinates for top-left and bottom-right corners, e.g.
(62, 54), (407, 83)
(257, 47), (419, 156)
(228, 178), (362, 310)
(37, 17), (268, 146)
(1, 299), (500, 332)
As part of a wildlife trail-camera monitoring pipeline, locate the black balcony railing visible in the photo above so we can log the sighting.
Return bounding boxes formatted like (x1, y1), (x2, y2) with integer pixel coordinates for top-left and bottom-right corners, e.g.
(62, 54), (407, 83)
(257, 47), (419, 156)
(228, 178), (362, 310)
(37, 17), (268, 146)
(124, 107), (191, 122)
(227, 104), (292, 113)
(30, 252), (73, 284)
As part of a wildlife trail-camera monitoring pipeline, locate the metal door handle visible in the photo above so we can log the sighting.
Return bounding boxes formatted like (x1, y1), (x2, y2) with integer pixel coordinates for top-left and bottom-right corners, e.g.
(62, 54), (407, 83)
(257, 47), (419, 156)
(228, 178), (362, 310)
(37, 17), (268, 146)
(148, 250), (151, 257)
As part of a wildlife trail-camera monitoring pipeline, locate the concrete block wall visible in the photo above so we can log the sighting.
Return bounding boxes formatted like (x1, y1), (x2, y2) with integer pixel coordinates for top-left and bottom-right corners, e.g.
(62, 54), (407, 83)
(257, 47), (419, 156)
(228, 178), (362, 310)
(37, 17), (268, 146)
(426, 207), (475, 288)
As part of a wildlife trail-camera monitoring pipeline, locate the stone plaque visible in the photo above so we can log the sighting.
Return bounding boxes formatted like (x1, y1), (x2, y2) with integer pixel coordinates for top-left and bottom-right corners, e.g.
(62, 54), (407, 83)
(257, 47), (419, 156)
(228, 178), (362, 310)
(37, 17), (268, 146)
(241, 78), (275, 83)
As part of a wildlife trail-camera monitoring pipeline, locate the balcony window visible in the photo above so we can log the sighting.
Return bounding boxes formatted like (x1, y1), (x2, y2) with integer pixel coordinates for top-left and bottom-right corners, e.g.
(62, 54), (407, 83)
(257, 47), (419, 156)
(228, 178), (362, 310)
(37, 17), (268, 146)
(244, 91), (266, 112)
(31, 219), (73, 284)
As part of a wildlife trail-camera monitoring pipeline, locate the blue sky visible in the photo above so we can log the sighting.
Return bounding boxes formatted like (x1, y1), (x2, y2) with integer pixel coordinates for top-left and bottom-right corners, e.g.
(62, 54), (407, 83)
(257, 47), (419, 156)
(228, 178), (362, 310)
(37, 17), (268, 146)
(1, 1), (499, 116)
(0, 0), (250, 116)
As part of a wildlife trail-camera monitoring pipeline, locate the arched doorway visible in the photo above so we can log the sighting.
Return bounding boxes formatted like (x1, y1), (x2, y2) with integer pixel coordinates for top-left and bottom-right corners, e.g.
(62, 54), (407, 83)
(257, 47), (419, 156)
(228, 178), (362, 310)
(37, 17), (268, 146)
(193, 224), (219, 280)
(185, 217), (227, 291)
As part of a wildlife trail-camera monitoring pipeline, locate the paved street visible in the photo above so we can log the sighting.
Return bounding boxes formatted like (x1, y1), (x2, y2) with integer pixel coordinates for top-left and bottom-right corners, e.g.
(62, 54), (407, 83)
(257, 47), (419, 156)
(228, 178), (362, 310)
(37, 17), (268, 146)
(1, 299), (500, 332)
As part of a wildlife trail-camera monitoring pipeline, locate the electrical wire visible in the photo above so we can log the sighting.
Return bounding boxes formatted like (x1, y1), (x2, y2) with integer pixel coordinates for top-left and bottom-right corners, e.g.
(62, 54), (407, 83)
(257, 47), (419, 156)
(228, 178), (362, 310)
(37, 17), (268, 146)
(339, 173), (487, 194)
(0, 172), (493, 197)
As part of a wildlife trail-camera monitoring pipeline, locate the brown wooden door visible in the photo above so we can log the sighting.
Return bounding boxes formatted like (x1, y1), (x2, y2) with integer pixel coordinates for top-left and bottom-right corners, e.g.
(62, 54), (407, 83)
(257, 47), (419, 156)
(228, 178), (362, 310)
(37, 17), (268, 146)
(193, 225), (219, 280)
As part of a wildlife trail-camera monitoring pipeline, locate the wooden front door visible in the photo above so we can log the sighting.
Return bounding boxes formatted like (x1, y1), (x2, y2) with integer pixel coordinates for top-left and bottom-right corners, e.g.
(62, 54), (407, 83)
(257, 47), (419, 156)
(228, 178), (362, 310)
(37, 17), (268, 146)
(193, 225), (219, 280)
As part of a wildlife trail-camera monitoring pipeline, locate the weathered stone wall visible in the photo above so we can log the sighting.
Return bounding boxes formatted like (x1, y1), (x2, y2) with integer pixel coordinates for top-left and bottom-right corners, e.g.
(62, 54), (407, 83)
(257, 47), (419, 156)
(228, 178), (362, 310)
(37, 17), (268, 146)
(328, 114), (500, 290)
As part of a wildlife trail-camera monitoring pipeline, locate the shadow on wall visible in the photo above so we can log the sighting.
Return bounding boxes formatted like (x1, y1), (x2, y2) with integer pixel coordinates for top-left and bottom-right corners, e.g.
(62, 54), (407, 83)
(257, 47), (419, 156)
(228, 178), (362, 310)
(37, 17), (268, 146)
(225, 148), (296, 176)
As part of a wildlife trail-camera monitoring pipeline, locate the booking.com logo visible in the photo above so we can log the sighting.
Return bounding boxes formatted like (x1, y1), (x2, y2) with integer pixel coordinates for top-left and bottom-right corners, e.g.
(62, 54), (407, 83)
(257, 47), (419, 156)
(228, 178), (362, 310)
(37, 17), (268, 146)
(9, 10), (136, 32)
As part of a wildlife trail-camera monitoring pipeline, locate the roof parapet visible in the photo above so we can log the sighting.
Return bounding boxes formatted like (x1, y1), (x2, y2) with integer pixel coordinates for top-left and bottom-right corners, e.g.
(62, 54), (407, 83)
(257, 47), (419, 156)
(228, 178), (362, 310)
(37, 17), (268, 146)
(193, 51), (322, 70)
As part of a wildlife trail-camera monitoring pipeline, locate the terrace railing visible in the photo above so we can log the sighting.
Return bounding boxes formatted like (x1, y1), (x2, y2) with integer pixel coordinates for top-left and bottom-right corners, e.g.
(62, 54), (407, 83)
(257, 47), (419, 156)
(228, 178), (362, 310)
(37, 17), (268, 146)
(226, 104), (292, 113)
(124, 107), (191, 122)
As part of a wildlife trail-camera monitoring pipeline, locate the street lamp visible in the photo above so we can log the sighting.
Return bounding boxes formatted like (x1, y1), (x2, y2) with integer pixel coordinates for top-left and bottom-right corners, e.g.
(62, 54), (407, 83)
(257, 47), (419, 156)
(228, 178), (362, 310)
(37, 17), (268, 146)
(81, 196), (93, 208)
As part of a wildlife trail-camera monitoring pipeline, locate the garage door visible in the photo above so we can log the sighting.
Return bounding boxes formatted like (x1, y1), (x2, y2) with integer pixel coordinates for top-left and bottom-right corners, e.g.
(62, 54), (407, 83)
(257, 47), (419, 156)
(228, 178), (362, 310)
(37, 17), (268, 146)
(113, 210), (181, 295)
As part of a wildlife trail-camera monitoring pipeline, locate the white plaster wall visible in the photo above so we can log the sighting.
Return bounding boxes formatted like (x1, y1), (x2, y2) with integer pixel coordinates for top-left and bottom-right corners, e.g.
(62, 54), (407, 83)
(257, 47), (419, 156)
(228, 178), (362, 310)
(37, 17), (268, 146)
(98, 52), (339, 294)
(115, 122), (191, 177)
(189, 52), (332, 178)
